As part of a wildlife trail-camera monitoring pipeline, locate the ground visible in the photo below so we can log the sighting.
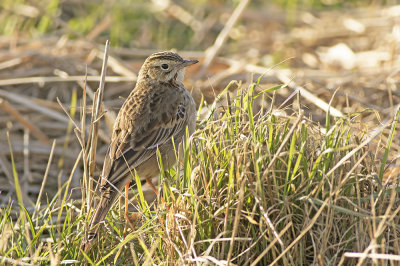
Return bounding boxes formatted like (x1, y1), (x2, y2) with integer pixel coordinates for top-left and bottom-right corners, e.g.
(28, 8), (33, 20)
(0, 1), (399, 265)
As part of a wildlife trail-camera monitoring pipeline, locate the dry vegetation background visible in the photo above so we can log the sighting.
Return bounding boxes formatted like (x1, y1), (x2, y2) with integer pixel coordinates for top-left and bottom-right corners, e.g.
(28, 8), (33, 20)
(0, 0), (400, 264)
(2, 0), (399, 207)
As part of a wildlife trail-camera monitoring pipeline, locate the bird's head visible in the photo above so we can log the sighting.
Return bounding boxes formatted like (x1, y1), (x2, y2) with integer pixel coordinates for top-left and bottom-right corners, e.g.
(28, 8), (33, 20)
(138, 51), (198, 84)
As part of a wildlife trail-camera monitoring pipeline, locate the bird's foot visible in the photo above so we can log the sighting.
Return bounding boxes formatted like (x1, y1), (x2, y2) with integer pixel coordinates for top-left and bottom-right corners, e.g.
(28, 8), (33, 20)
(123, 212), (141, 239)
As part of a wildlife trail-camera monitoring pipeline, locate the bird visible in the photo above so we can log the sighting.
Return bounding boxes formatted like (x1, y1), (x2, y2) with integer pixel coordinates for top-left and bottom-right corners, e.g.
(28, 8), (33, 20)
(82, 51), (198, 252)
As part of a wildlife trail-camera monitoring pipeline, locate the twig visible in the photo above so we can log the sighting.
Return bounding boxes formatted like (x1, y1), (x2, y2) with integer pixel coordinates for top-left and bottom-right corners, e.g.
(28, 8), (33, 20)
(113, 48), (204, 59)
(96, 51), (137, 78)
(0, 256), (32, 266)
(0, 57), (23, 70)
(275, 70), (344, 118)
(197, 0), (250, 77)
(86, 40), (110, 210)
(152, 0), (203, 33)
(0, 76), (134, 86)
(0, 98), (51, 144)
(242, 63), (345, 117)
(32, 139), (56, 221)
(0, 90), (68, 123)
(87, 15), (112, 40)
(0, 142), (100, 162)
(344, 253), (400, 261)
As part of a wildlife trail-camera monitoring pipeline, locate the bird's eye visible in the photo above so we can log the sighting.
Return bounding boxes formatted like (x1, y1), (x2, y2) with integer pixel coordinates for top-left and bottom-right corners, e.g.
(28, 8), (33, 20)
(161, 64), (169, 70)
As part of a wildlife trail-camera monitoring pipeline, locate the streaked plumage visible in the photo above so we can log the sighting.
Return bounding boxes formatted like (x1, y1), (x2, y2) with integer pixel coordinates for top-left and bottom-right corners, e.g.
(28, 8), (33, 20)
(82, 52), (197, 252)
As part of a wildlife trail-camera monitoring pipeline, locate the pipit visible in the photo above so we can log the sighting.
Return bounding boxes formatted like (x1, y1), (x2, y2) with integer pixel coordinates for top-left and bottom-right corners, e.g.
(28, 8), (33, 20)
(82, 51), (198, 252)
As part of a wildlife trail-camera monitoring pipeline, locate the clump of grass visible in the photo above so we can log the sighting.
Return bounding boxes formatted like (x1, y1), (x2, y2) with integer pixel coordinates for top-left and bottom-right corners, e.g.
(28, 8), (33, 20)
(1, 76), (399, 264)
(80, 76), (399, 264)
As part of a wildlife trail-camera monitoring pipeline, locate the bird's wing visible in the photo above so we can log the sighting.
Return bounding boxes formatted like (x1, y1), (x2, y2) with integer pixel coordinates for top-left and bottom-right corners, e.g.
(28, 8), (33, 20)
(100, 91), (189, 189)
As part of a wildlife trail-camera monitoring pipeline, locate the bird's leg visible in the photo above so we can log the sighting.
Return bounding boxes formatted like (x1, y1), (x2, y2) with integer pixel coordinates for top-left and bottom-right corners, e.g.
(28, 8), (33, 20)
(123, 178), (165, 238)
(146, 177), (165, 204)
(123, 182), (130, 239)
(146, 178), (158, 195)
(123, 182), (138, 239)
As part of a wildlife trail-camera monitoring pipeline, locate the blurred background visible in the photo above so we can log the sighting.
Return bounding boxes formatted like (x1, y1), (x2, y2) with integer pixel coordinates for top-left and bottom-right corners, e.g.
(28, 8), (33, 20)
(0, 0), (399, 205)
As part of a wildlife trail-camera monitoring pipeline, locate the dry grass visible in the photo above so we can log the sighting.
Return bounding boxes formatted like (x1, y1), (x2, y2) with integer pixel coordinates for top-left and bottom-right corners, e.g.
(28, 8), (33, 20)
(0, 1), (399, 265)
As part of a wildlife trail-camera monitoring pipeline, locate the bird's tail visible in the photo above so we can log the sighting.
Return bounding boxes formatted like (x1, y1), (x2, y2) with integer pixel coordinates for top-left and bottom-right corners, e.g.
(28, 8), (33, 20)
(81, 187), (117, 253)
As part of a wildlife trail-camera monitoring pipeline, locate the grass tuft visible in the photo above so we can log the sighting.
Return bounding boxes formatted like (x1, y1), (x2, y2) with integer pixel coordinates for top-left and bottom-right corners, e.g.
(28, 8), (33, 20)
(1, 80), (399, 264)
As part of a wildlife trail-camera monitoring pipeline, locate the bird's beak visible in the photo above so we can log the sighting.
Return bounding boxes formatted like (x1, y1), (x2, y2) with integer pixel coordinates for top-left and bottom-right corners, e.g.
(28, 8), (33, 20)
(178, 59), (199, 68)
